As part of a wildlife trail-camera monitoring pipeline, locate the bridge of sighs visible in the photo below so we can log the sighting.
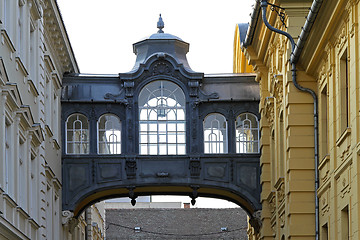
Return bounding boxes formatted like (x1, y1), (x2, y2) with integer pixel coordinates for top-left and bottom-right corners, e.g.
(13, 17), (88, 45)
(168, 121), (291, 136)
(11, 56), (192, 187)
(61, 17), (261, 230)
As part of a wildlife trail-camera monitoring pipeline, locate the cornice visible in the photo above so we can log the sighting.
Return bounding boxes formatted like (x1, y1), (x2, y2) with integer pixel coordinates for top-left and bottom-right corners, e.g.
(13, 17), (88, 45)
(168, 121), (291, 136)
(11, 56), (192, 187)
(43, 0), (79, 74)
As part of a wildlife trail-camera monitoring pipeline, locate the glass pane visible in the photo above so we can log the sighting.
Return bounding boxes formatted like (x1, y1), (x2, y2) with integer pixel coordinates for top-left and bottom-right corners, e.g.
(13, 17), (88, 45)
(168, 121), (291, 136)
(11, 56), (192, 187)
(149, 145), (157, 155)
(148, 123), (157, 132)
(138, 80), (186, 155)
(177, 134), (185, 143)
(168, 144), (177, 155)
(159, 144), (167, 155)
(140, 123), (148, 132)
(178, 144), (186, 155)
(140, 134), (148, 143)
(177, 123), (185, 132)
(235, 113), (259, 153)
(149, 134), (157, 143)
(140, 144), (148, 155)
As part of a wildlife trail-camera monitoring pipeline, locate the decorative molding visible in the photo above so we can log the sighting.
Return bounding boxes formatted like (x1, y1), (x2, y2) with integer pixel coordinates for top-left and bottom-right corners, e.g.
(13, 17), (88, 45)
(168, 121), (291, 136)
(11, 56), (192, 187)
(125, 157), (137, 179)
(149, 61), (181, 80)
(249, 210), (262, 234)
(189, 156), (201, 177)
(336, 127), (351, 148)
(267, 191), (276, 216)
(319, 155), (330, 185)
(27, 79), (39, 97)
(264, 97), (275, 128)
(336, 24), (347, 51)
(43, 3), (76, 73)
(62, 210), (74, 225)
(1, 29), (16, 53)
(274, 177), (285, 205)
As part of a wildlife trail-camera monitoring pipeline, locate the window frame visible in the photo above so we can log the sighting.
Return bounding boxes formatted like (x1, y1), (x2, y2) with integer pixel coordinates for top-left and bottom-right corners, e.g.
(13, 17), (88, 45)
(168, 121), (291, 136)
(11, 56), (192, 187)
(138, 80), (186, 155)
(65, 113), (90, 154)
(203, 113), (228, 154)
(235, 112), (260, 154)
(97, 113), (122, 155)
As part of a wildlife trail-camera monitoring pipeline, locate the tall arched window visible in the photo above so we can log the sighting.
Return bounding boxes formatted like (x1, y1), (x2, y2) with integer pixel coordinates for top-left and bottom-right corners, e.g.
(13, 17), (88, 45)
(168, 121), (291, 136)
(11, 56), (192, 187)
(98, 114), (121, 154)
(139, 80), (186, 155)
(236, 113), (259, 153)
(66, 114), (89, 154)
(203, 113), (228, 154)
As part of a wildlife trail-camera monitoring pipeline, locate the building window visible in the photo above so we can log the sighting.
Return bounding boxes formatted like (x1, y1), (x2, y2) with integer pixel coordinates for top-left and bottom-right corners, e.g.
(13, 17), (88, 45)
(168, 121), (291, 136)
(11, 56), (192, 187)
(321, 86), (329, 158)
(279, 112), (284, 177)
(203, 113), (228, 154)
(139, 80), (186, 155)
(98, 114), (121, 154)
(321, 223), (328, 240)
(340, 49), (349, 132)
(235, 113), (259, 153)
(66, 114), (89, 154)
(341, 205), (349, 239)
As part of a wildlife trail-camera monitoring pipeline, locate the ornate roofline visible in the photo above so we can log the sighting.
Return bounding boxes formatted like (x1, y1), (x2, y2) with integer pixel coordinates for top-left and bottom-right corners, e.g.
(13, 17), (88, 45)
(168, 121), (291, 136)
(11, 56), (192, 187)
(43, 0), (79, 74)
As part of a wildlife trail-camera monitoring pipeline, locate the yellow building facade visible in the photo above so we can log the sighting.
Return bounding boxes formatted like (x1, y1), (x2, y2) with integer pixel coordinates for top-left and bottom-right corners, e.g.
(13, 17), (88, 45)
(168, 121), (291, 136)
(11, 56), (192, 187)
(237, 0), (360, 239)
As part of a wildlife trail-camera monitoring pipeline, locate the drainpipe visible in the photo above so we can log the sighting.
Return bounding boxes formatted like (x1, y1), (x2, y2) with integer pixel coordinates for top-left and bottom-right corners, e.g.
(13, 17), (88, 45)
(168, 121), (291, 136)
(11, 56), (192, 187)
(260, 1), (319, 240)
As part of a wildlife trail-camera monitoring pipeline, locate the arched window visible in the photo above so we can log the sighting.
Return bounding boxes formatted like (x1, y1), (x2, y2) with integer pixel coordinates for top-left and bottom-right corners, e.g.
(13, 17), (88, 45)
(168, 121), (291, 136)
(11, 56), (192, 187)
(236, 113), (259, 153)
(139, 80), (186, 155)
(98, 114), (121, 154)
(66, 114), (89, 154)
(203, 113), (228, 154)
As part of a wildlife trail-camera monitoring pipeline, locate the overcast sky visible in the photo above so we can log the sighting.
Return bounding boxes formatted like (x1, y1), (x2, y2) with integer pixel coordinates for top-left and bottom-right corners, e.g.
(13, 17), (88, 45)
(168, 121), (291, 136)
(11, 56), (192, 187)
(57, 0), (253, 74)
(56, 1), (254, 208)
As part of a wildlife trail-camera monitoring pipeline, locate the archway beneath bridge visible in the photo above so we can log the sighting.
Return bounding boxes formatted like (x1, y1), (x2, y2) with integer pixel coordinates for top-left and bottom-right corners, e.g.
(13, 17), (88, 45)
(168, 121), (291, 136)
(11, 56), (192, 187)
(71, 185), (259, 218)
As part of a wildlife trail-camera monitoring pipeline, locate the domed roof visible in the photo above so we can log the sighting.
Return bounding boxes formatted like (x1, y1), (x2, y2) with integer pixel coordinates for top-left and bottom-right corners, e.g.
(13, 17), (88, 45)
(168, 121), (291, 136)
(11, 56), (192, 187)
(131, 14), (193, 72)
(147, 32), (183, 41)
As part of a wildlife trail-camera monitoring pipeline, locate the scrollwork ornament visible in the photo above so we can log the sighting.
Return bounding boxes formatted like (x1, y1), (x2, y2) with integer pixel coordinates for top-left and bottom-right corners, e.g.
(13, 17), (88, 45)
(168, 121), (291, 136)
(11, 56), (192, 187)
(62, 210), (74, 226)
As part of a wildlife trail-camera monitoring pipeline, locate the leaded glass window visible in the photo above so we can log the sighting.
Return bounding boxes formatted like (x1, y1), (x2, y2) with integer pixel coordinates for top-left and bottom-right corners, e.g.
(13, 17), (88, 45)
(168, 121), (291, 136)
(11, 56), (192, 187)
(203, 113), (228, 154)
(98, 114), (121, 154)
(66, 114), (89, 154)
(236, 113), (259, 153)
(139, 80), (186, 155)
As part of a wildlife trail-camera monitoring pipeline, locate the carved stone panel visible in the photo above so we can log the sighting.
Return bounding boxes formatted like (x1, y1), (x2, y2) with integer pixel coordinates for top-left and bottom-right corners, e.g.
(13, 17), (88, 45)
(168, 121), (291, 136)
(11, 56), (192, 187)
(236, 164), (258, 190)
(139, 159), (186, 178)
(96, 162), (122, 183)
(67, 162), (90, 194)
(204, 162), (229, 182)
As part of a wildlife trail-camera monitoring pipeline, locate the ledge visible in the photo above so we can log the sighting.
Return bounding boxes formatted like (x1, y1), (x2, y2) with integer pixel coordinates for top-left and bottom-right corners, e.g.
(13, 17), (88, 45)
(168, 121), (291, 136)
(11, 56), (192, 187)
(15, 57), (29, 77)
(336, 127), (351, 147)
(53, 139), (60, 150)
(28, 218), (40, 229)
(1, 29), (16, 53)
(356, 142), (360, 155)
(45, 125), (53, 137)
(319, 154), (330, 169)
(317, 179), (331, 196)
(27, 79), (39, 97)
(16, 206), (30, 219)
(3, 194), (17, 208)
(334, 157), (353, 179)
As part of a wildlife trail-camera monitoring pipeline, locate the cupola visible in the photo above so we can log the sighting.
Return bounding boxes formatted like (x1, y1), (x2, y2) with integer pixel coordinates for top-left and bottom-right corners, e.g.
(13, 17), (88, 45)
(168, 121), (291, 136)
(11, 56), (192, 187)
(131, 14), (193, 72)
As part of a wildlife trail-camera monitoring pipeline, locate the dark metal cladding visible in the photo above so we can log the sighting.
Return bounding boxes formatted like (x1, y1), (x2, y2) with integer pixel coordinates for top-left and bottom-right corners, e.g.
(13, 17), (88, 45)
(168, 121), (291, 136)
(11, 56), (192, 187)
(61, 16), (261, 223)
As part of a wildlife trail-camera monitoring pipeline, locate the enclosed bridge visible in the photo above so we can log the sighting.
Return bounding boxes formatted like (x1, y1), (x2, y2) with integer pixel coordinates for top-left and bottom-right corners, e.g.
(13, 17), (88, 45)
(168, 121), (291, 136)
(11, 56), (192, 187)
(61, 16), (261, 228)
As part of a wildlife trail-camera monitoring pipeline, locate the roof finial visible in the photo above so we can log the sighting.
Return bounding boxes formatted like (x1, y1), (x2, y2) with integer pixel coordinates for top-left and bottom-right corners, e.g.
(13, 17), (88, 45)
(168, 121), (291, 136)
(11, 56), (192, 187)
(157, 14), (164, 33)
